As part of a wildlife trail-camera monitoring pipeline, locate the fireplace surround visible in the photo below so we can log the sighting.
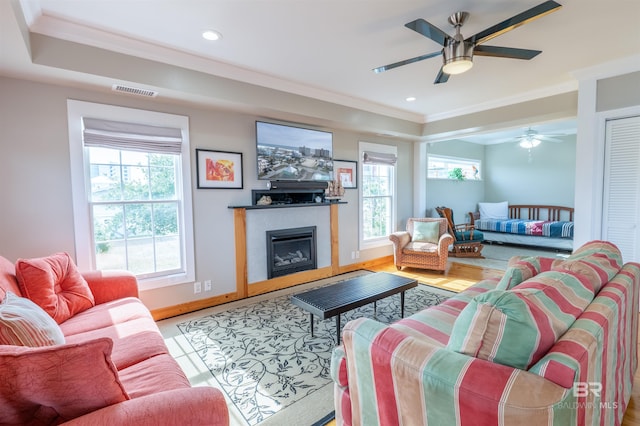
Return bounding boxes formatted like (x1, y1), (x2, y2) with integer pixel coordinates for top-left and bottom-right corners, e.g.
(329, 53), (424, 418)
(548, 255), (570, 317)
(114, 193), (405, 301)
(266, 226), (317, 278)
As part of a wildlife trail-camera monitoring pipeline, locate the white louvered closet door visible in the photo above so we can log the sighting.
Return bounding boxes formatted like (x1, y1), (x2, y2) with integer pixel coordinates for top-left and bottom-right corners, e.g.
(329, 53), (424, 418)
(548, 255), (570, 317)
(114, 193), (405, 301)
(602, 115), (640, 263)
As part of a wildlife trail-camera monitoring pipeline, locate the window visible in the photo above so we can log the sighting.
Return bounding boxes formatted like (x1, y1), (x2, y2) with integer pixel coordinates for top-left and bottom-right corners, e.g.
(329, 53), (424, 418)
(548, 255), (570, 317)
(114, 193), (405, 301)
(427, 154), (481, 180)
(359, 142), (397, 248)
(67, 101), (195, 290)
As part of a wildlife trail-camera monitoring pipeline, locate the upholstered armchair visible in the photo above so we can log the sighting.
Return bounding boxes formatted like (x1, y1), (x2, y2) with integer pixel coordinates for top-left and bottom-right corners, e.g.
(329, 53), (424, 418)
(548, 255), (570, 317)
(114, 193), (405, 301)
(389, 218), (453, 272)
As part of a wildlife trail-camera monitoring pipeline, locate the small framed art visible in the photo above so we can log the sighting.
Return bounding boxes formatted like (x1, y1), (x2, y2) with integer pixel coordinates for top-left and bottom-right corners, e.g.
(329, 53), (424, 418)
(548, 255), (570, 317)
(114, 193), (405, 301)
(196, 149), (243, 189)
(333, 160), (357, 189)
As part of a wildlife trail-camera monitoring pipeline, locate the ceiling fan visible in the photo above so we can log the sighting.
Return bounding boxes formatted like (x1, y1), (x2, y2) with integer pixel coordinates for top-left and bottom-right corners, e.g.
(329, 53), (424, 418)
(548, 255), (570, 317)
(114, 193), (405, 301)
(373, 0), (562, 84)
(516, 127), (563, 149)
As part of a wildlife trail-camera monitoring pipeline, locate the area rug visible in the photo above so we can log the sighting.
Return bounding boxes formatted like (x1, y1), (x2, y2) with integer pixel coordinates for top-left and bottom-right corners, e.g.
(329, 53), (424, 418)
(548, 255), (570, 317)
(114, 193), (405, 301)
(176, 272), (453, 426)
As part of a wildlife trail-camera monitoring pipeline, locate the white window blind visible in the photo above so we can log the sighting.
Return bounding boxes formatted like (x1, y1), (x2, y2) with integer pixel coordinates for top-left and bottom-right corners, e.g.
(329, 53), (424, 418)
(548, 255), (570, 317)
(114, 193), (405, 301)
(363, 151), (397, 165)
(82, 118), (182, 154)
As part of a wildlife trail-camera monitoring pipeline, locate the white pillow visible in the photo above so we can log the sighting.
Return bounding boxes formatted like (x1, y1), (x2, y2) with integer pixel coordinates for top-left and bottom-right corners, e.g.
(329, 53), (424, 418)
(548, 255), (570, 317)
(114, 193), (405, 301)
(479, 201), (509, 220)
(0, 291), (65, 346)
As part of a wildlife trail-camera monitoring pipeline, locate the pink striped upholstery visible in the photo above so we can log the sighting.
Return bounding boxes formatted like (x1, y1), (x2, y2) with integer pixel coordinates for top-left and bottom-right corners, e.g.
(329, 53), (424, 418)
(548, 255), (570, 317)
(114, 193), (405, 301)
(331, 241), (639, 426)
(448, 271), (595, 369)
(496, 255), (557, 290)
(550, 240), (623, 293)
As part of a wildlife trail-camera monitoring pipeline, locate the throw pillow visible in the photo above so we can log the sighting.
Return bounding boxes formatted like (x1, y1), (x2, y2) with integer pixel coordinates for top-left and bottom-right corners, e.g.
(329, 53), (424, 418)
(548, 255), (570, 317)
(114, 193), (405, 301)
(16, 252), (95, 324)
(412, 221), (440, 244)
(447, 270), (594, 370)
(478, 201), (509, 220)
(0, 337), (129, 425)
(0, 291), (65, 346)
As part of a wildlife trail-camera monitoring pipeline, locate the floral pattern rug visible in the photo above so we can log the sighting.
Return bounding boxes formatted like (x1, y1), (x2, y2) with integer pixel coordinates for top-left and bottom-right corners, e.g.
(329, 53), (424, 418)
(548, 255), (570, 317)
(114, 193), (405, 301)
(177, 277), (451, 426)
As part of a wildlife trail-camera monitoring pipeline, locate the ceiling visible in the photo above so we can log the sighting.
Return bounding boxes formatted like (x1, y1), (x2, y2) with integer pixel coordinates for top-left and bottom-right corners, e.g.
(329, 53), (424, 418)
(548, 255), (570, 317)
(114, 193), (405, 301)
(455, 119), (577, 145)
(1, 0), (639, 140)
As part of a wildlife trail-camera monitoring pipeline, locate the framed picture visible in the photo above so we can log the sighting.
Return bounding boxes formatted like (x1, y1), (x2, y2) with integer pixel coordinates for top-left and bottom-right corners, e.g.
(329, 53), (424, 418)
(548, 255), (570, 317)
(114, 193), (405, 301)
(333, 160), (357, 189)
(196, 149), (243, 189)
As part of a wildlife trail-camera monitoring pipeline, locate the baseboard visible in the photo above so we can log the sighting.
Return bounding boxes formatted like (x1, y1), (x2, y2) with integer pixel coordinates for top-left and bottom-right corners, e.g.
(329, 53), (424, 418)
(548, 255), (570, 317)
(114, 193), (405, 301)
(150, 291), (240, 321)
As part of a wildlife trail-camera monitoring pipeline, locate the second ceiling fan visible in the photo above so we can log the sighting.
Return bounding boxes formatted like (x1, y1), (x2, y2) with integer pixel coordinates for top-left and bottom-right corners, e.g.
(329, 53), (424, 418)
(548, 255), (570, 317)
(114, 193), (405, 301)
(373, 0), (562, 84)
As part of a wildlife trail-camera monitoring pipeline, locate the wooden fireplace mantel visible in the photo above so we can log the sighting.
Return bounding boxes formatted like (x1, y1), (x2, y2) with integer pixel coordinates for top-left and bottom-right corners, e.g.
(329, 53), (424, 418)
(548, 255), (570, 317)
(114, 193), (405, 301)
(233, 203), (342, 298)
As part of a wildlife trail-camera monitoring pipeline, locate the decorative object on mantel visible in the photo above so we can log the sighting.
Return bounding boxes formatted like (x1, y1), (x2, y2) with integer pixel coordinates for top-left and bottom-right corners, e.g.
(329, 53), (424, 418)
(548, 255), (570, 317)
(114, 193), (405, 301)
(256, 195), (272, 205)
(196, 149), (243, 189)
(325, 180), (345, 201)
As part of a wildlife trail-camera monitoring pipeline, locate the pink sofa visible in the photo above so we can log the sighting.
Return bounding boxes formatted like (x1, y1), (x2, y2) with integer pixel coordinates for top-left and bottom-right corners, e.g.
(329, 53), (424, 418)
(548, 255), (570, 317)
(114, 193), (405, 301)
(0, 254), (229, 425)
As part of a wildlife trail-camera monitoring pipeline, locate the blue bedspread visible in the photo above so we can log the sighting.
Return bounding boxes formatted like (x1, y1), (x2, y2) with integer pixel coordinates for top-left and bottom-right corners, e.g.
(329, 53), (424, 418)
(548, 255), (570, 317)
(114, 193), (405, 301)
(475, 218), (574, 239)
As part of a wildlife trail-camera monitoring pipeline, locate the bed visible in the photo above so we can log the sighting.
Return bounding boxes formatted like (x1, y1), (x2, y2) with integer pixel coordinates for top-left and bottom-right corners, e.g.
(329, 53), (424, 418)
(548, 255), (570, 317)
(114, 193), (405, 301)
(468, 203), (574, 251)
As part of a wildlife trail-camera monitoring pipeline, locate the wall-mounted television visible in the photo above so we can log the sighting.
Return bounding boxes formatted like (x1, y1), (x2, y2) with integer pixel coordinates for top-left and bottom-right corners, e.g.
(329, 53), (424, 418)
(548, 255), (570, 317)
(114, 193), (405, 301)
(256, 121), (333, 181)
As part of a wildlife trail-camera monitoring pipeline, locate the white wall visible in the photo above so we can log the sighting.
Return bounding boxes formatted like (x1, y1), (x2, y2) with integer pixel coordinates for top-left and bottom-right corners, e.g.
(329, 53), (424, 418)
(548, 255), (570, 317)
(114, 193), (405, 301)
(484, 135), (576, 206)
(0, 76), (414, 311)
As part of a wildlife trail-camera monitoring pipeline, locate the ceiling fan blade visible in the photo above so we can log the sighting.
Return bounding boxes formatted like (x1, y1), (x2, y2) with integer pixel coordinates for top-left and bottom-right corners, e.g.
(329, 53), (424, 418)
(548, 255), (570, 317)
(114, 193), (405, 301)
(474, 45), (541, 60)
(434, 67), (450, 84)
(405, 18), (450, 47)
(372, 51), (441, 73)
(466, 0), (562, 45)
(538, 135), (564, 142)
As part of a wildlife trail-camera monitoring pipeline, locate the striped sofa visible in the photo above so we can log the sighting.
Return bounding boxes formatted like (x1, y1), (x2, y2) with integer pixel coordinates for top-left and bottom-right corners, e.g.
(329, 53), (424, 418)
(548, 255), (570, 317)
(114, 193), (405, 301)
(330, 241), (640, 425)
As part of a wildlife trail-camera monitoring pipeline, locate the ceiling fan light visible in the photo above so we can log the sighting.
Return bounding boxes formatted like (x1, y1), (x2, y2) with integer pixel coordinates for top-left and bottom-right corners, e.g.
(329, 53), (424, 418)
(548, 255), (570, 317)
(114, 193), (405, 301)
(443, 58), (473, 75)
(442, 41), (474, 75)
(519, 138), (541, 149)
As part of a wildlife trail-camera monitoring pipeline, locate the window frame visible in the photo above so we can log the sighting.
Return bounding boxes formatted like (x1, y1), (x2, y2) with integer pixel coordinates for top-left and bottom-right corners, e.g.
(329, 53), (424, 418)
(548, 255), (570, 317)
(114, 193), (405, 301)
(358, 141), (397, 250)
(427, 154), (482, 180)
(67, 100), (195, 290)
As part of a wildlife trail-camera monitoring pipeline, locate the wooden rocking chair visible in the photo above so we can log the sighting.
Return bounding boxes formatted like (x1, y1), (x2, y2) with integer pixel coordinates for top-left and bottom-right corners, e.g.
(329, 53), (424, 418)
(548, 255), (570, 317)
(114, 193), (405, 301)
(435, 206), (485, 258)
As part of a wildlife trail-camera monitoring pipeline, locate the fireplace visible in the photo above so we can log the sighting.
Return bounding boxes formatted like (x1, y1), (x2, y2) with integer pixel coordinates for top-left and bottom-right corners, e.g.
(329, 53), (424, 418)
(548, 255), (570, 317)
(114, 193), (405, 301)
(266, 226), (317, 279)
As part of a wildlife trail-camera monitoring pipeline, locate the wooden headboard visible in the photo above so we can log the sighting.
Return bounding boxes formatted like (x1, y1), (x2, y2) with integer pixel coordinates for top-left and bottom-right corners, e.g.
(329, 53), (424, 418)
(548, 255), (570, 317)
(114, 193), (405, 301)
(469, 204), (574, 224)
(508, 205), (574, 222)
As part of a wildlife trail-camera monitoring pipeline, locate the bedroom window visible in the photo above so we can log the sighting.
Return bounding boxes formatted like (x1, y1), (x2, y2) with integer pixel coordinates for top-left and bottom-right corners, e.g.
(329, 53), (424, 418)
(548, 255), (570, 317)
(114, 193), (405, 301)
(359, 142), (397, 248)
(67, 100), (195, 290)
(428, 155), (481, 180)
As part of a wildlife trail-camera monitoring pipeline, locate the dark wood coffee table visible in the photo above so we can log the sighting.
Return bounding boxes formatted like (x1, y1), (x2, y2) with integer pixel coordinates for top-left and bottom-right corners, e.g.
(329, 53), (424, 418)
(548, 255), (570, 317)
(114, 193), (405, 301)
(290, 272), (417, 343)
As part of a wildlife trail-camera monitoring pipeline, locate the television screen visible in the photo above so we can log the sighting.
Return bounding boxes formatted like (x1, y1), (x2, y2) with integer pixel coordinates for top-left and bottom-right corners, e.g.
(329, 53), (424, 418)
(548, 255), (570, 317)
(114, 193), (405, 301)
(256, 121), (333, 181)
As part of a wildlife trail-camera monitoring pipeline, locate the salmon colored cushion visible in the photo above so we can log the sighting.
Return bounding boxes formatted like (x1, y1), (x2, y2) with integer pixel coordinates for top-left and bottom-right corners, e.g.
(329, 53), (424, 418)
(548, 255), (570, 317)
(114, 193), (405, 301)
(0, 337), (129, 425)
(16, 252), (95, 324)
(0, 291), (65, 346)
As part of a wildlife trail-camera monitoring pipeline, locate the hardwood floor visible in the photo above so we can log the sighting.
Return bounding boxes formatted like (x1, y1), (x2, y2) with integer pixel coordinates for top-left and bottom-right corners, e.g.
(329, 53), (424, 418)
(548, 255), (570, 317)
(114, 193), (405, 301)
(361, 258), (640, 426)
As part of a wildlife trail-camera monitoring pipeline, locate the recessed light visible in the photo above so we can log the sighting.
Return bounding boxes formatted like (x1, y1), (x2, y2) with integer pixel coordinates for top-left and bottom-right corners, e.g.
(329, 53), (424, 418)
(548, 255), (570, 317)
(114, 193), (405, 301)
(202, 30), (222, 41)
(405, 96), (416, 102)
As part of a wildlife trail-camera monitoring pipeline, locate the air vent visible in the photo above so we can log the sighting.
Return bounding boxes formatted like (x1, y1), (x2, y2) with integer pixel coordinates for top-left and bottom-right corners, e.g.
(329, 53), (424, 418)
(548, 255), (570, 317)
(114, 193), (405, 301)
(111, 84), (158, 97)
